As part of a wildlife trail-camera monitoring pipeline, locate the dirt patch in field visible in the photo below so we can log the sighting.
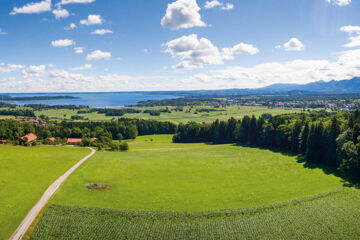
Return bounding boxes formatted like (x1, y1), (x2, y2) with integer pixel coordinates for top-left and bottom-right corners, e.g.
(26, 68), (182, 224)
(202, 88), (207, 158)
(86, 183), (110, 190)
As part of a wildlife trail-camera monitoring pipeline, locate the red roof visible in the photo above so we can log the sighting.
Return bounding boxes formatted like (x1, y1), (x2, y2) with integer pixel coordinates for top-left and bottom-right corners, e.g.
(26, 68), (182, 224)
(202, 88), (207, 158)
(90, 137), (97, 142)
(0, 140), (8, 143)
(67, 138), (82, 143)
(0, 118), (10, 120)
(49, 137), (56, 142)
(21, 133), (37, 142)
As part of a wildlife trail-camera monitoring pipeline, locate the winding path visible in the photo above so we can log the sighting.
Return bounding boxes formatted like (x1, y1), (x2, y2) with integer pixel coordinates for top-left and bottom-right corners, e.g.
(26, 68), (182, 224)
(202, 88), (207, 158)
(9, 147), (96, 240)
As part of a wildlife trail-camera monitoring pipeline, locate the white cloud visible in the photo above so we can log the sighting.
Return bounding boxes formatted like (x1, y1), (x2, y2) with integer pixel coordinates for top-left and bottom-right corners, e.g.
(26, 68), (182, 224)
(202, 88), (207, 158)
(0, 29), (8, 35)
(222, 43), (259, 60)
(221, 3), (234, 10)
(283, 38), (305, 51)
(183, 49), (360, 89)
(164, 34), (259, 69)
(144, 48), (149, 53)
(204, 0), (222, 9)
(52, 8), (70, 19)
(340, 25), (360, 33)
(2, 49), (360, 92)
(86, 50), (111, 61)
(91, 29), (113, 35)
(74, 47), (84, 54)
(51, 39), (75, 47)
(161, 0), (206, 30)
(57, 0), (95, 5)
(65, 23), (77, 30)
(325, 0), (351, 6)
(0, 63), (25, 73)
(164, 34), (223, 69)
(344, 36), (360, 48)
(340, 25), (360, 48)
(70, 64), (92, 71)
(22, 65), (47, 78)
(80, 15), (103, 25)
(10, 0), (51, 15)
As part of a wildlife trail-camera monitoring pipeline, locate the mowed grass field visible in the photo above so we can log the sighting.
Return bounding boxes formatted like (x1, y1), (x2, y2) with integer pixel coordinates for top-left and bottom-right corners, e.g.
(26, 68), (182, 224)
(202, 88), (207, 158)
(50, 135), (345, 211)
(35, 106), (300, 123)
(31, 189), (360, 240)
(0, 145), (91, 240)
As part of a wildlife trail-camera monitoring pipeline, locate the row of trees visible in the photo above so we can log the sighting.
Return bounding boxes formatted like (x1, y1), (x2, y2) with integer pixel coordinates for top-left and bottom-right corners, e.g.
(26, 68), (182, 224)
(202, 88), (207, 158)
(0, 118), (177, 144)
(173, 112), (360, 179)
(0, 109), (35, 117)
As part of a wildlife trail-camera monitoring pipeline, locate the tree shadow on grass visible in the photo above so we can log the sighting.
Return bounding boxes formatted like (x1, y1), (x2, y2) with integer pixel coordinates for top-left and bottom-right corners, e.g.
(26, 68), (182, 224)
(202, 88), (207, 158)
(233, 143), (360, 189)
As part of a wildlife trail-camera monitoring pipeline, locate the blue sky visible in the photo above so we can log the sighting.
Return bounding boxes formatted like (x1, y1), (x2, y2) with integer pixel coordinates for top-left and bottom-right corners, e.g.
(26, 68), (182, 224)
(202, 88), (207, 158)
(0, 0), (360, 92)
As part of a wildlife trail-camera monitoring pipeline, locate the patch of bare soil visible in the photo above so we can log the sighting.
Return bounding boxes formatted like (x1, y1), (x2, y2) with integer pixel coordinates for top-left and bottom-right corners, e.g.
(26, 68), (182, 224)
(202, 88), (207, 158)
(86, 183), (110, 190)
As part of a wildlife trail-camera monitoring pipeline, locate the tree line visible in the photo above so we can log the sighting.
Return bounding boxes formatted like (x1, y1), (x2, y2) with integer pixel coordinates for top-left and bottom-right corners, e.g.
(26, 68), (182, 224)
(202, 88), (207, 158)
(173, 112), (360, 179)
(0, 118), (177, 146)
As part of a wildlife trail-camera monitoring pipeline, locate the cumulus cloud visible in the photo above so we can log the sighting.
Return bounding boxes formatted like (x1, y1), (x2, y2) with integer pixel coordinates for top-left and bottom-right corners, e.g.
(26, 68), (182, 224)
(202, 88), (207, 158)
(283, 38), (305, 51)
(51, 39), (75, 47)
(344, 36), (360, 48)
(164, 34), (259, 69)
(3, 49), (360, 92)
(341, 25), (360, 48)
(222, 43), (259, 60)
(65, 23), (77, 30)
(183, 49), (360, 89)
(22, 65), (47, 78)
(161, 0), (206, 30)
(164, 34), (223, 69)
(204, 0), (222, 8)
(91, 29), (113, 35)
(86, 50), (111, 61)
(70, 64), (92, 71)
(52, 8), (70, 19)
(325, 0), (351, 6)
(0, 29), (8, 35)
(340, 25), (360, 33)
(74, 47), (84, 54)
(0, 63), (25, 73)
(57, 0), (95, 5)
(80, 15), (103, 25)
(221, 3), (234, 10)
(10, 0), (51, 15)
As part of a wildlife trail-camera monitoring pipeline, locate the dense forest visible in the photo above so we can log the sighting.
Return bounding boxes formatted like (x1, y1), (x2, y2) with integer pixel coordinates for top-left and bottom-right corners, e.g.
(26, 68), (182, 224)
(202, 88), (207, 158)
(173, 111), (360, 179)
(0, 109), (35, 117)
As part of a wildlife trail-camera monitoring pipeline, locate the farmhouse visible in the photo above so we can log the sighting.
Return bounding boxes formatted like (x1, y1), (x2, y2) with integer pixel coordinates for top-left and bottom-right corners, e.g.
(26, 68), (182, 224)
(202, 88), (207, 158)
(20, 133), (37, 143)
(0, 140), (7, 144)
(49, 137), (56, 142)
(67, 138), (82, 144)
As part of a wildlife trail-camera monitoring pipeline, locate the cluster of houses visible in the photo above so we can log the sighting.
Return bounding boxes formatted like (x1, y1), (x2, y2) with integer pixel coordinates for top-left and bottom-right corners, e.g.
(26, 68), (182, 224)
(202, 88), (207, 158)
(0, 133), (97, 145)
(0, 116), (49, 126)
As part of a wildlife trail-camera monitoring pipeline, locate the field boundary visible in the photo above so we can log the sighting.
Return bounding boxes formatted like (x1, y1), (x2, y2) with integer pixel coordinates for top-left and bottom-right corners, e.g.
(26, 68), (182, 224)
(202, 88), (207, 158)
(46, 188), (349, 221)
(8, 147), (96, 240)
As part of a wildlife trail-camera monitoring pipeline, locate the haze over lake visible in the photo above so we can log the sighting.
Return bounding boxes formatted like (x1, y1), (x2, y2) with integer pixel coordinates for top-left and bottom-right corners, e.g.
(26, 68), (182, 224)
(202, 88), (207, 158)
(3, 92), (176, 108)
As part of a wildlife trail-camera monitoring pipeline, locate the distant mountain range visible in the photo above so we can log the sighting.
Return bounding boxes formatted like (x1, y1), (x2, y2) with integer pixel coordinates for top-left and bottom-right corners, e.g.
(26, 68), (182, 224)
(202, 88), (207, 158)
(258, 77), (360, 93)
(168, 77), (360, 96)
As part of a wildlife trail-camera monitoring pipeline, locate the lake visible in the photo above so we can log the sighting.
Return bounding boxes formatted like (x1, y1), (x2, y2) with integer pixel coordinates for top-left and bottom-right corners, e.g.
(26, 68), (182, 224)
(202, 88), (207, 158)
(3, 92), (176, 108)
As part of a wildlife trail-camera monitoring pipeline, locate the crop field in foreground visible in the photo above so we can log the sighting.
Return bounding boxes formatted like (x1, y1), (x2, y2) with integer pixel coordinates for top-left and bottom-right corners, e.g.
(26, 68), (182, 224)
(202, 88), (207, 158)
(0, 145), (91, 240)
(50, 135), (346, 211)
(31, 189), (360, 240)
(34, 106), (300, 123)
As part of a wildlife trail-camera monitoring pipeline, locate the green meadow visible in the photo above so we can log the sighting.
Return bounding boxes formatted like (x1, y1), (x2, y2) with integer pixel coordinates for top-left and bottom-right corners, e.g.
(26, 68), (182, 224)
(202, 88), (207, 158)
(51, 135), (345, 211)
(31, 189), (360, 240)
(0, 145), (91, 240)
(35, 106), (300, 123)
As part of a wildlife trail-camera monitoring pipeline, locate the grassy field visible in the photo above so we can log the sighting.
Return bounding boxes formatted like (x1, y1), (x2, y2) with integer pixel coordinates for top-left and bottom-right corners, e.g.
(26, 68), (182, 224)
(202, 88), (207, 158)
(35, 106), (300, 123)
(50, 135), (346, 211)
(31, 189), (360, 239)
(0, 145), (91, 240)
